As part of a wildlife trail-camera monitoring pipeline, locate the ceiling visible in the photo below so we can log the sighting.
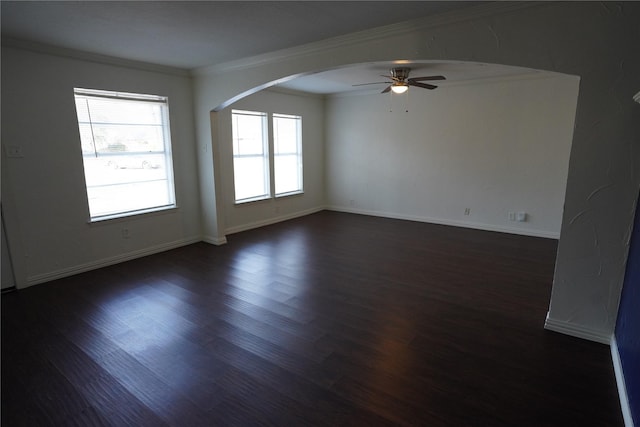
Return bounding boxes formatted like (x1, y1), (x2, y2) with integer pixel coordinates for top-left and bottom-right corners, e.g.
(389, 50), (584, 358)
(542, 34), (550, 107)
(1, 1), (486, 69)
(1, 1), (542, 94)
(278, 61), (541, 94)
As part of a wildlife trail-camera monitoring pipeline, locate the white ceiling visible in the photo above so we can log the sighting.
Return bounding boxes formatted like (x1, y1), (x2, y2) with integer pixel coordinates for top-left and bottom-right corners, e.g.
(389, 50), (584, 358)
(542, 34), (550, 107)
(1, 1), (542, 94)
(278, 61), (542, 94)
(1, 1), (485, 69)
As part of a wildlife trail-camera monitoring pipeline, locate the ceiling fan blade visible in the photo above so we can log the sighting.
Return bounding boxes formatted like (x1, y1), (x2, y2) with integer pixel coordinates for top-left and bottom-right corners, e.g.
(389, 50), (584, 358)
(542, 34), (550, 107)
(381, 85), (392, 93)
(352, 81), (391, 87)
(409, 75), (446, 82)
(409, 81), (438, 90)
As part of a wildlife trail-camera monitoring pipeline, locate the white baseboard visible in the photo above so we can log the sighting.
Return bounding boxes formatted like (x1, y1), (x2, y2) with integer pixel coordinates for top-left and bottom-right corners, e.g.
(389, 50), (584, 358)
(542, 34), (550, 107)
(326, 205), (560, 239)
(21, 207), (319, 287)
(224, 206), (324, 235)
(202, 235), (228, 246)
(20, 206), (554, 288)
(24, 236), (202, 288)
(544, 314), (612, 345)
(611, 336), (635, 427)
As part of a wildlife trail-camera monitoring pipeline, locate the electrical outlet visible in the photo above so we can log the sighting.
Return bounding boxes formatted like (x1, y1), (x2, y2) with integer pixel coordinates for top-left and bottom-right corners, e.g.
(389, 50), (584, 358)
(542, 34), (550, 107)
(508, 212), (516, 221)
(517, 212), (527, 222)
(464, 208), (471, 216)
(121, 228), (130, 239)
(5, 145), (24, 158)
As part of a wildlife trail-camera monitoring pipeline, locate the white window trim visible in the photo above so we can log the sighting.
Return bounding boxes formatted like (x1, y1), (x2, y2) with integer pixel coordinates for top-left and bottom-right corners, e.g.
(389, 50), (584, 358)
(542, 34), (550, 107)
(89, 205), (178, 223)
(232, 110), (304, 205)
(232, 110), (271, 204)
(74, 88), (177, 222)
(273, 113), (303, 197)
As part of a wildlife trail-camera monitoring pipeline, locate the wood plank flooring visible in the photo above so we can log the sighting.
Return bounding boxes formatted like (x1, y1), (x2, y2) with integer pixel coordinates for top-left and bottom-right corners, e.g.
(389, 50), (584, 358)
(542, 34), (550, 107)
(1, 211), (623, 426)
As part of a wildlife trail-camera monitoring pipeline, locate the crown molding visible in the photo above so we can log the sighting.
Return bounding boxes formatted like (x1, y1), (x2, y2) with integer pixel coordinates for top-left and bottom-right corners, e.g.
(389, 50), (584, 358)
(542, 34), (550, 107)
(1, 37), (191, 78)
(2, 2), (546, 80)
(193, 1), (543, 77)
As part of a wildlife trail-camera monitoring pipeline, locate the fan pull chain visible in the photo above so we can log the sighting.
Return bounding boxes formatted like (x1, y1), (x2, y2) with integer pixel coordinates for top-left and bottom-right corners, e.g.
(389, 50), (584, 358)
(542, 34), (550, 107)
(405, 89), (409, 113)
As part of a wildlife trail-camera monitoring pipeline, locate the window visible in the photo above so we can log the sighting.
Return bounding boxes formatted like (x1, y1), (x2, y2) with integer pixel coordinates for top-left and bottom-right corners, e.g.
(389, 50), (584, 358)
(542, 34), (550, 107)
(231, 110), (303, 204)
(231, 110), (270, 202)
(273, 114), (303, 196)
(74, 88), (176, 221)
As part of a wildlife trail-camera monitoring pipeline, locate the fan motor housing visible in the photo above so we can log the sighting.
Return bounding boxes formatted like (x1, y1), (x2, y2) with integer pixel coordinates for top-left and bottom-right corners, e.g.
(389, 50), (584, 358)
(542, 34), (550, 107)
(391, 67), (411, 81)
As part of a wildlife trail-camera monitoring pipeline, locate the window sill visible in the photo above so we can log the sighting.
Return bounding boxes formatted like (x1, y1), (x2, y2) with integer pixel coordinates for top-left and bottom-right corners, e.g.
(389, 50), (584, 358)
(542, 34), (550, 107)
(276, 190), (304, 199)
(234, 196), (271, 206)
(234, 191), (304, 206)
(88, 205), (178, 224)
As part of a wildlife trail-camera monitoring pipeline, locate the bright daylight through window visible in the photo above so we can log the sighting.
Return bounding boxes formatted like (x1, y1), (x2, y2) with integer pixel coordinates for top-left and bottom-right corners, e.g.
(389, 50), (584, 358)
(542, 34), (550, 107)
(273, 114), (303, 196)
(232, 110), (270, 202)
(232, 110), (303, 204)
(74, 88), (176, 221)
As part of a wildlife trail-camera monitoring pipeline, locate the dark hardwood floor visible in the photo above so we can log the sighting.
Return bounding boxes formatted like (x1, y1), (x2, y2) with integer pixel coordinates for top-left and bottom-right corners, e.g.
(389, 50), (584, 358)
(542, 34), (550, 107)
(1, 211), (623, 426)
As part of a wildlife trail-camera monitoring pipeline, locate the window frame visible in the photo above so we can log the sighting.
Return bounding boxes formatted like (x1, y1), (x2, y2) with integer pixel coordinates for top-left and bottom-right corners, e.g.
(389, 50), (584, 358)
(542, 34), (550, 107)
(273, 113), (303, 197)
(73, 88), (177, 222)
(231, 109), (304, 205)
(231, 109), (271, 204)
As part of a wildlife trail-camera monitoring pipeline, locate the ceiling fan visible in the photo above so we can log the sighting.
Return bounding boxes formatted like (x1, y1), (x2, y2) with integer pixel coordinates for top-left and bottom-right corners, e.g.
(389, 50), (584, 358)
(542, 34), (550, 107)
(354, 67), (446, 94)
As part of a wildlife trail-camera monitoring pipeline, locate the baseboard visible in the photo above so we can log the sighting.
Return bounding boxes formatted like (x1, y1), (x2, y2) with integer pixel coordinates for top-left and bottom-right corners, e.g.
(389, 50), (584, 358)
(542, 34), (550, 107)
(25, 236), (202, 288)
(224, 206), (324, 235)
(19, 206), (554, 287)
(544, 314), (612, 345)
(611, 336), (635, 427)
(202, 235), (228, 246)
(326, 205), (560, 239)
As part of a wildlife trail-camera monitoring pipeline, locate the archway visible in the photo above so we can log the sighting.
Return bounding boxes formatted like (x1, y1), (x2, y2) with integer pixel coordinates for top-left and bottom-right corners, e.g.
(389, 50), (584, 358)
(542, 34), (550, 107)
(194, 2), (639, 342)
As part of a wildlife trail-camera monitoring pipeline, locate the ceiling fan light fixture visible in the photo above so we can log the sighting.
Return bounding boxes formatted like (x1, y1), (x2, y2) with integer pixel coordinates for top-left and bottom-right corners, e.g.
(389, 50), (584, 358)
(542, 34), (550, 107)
(391, 84), (408, 94)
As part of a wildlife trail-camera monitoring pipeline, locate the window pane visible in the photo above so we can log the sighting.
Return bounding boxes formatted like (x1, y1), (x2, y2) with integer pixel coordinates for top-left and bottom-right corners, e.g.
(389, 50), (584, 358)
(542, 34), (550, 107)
(274, 115), (298, 154)
(232, 110), (270, 202)
(89, 124), (166, 154)
(233, 156), (269, 201)
(75, 98), (91, 122)
(273, 114), (302, 195)
(83, 97), (164, 126)
(74, 88), (176, 220)
(232, 111), (267, 156)
(78, 123), (98, 155)
(274, 154), (301, 195)
(86, 179), (174, 218)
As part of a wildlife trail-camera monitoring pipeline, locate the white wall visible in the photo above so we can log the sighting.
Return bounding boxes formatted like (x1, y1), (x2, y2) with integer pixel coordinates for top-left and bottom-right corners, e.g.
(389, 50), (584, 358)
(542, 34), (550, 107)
(2, 2), (637, 345)
(194, 2), (640, 342)
(325, 73), (580, 238)
(1, 47), (201, 287)
(217, 89), (325, 234)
